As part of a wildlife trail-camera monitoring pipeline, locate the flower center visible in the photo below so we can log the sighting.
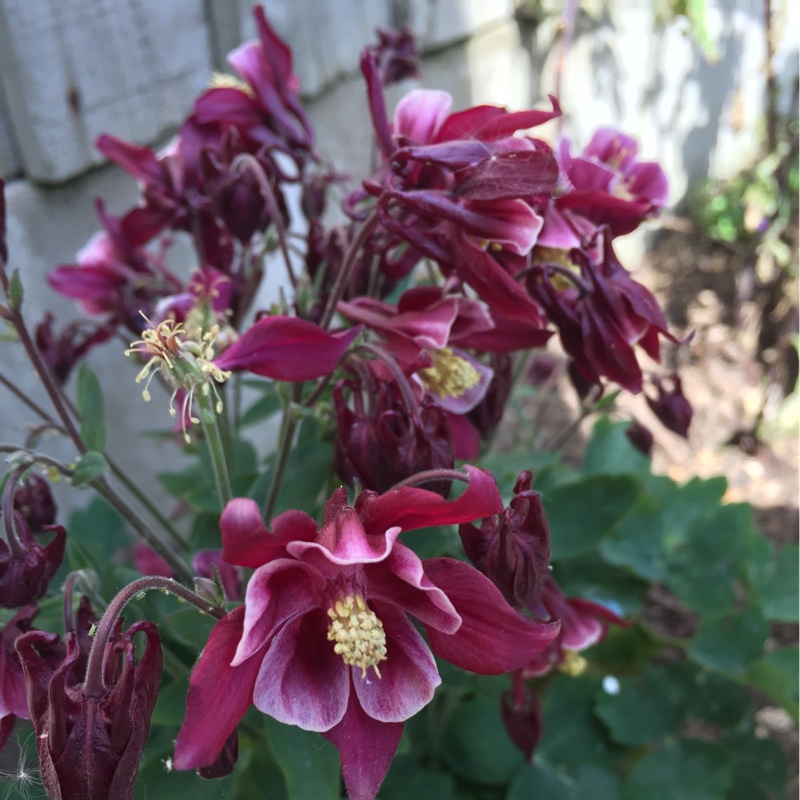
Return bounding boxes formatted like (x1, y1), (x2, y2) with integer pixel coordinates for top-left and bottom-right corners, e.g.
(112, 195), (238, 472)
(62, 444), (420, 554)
(418, 348), (480, 400)
(326, 593), (387, 679)
(558, 649), (588, 677)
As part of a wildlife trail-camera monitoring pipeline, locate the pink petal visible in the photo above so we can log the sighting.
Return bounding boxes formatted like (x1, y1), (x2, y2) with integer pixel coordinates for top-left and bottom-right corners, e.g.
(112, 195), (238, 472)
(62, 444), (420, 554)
(95, 134), (164, 184)
(253, 610), (349, 731)
(290, 504), (402, 566)
(214, 316), (361, 381)
(353, 603), (440, 722)
(393, 89), (452, 144)
(234, 559), (323, 665)
(322, 689), (403, 800)
(173, 607), (262, 770)
(359, 464), (503, 535)
(422, 558), (560, 674)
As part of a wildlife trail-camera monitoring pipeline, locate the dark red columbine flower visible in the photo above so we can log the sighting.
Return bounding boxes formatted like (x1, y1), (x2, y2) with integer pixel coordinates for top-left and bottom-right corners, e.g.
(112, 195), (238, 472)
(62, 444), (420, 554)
(0, 604), (38, 751)
(528, 233), (678, 393)
(12, 473), (56, 532)
(555, 127), (669, 237)
(366, 26), (419, 86)
(459, 470), (551, 613)
(174, 469), (559, 800)
(48, 202), (182, 333)
(645, 373), (693, 437)
(523, 576), (624, 678)
(466, 353), (513, 441)
(194, 5), (314, 157)
(34, 312), (115, 383)
(0, 500), (66, 609)
(333, 369), (454, 495)
(626, 418), (655, 456)
(15, 619), (162, 800)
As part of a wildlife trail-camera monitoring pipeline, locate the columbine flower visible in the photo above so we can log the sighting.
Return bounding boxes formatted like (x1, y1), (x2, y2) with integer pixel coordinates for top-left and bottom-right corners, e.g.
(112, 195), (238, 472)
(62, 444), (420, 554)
(174, 468), (559, 800)
(15, 620), (162, 800)
(333, 371), (454, 495)
(523, 576), (624, 678)
(125, 315), (231, 440)
(12, 473), (56, 532)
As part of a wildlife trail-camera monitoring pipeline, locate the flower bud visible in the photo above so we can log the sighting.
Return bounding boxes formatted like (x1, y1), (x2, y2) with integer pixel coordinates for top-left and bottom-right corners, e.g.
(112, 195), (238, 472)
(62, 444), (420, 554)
(15, 619), (162, 800)
(13, 473), (57, 531)
(646, 373), (692, 437)
(500, 677), (542, 762)
(459, 471), (550, 613)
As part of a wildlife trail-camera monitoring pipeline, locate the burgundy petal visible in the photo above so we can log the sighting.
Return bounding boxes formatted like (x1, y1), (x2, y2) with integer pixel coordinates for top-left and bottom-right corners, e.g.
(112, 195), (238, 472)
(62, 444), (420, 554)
(174, 607), (261, 771)
(359, 465), (503, 535)
(214, 316), (361, 381)
(422, 558), (560, 674)
(322, 688), (403, 800)
(252, 610), (349, 731)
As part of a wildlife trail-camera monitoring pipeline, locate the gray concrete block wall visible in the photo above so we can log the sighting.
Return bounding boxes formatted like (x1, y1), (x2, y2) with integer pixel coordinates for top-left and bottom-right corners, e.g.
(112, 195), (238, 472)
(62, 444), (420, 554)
(0, 0), (796, 519)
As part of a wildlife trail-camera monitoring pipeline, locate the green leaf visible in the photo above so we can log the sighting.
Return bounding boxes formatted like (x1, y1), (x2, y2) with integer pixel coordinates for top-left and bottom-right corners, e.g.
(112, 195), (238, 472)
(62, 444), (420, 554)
(582, 418), (651, 477)
(150, 676), (188, 728)
(544, 474), (641, 559)
(157, 464), (208, 500)
(263, 717), (340, 800)
(440, 695), (523, 785)
(723, 733), (787, 800)
(758, 542), (799, 622)
(622, 740), (732, 800)
(70, 451), (108, 486)
(594, 663), (694, 745)
(688, 604), (769, 677)
(8, 268), (23, 309)
(664, 503), (751, 616)
(68, 496), (124, 562)
(746, 646), (799, 722)
(273, 441), (334, 516)
(537, 674), (622, 775)
(239, 391), (282, 427)
(474, 450), (561, 492)
(76, 363), (107, 451)
(687, 670), (752, 728)
(509, 763), (621, 800)
(163, 607), (216, 651)
(381, 757), (463, 800)
(586, 623), (661, 672)
(553, 558), (649, 616)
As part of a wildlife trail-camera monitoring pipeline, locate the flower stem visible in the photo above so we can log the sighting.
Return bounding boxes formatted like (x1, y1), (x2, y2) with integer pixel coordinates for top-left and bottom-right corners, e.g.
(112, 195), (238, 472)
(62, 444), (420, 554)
(82, 576), (225, 697)
(263, 383), (302, 520)
(319, 213), (379, 330)
(197, 390), (233, 508)
(389, 468), (470, 491)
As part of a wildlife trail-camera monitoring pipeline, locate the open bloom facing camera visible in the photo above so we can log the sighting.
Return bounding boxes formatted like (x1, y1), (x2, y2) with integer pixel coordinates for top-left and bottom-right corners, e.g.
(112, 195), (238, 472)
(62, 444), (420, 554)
(175, 468), (558, 800)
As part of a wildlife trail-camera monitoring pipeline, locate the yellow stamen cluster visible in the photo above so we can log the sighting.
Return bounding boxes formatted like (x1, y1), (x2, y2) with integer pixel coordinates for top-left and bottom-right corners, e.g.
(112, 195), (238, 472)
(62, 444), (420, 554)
(125, 314), (231, 442)
(209, 71), (254, 97)
(418, 348), (481, 400)
(558, 649), (588, 677)
(326, 593), (387, 679)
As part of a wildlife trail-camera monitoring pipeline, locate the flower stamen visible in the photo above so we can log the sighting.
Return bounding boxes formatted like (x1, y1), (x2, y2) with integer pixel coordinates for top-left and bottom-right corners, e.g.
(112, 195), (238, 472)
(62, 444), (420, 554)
(418, 348), (481, 400)
(326, 593), (387, 679)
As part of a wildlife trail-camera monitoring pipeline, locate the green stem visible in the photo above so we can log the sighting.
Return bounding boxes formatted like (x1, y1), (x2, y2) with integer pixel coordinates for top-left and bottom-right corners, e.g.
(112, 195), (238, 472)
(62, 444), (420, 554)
(263, 383), (302, 520)
(197, 390), (233, 507)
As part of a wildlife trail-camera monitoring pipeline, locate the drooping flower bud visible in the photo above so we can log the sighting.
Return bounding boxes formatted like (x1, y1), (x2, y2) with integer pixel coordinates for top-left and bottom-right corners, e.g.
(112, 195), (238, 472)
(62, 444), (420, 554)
(500, 673), (542, 762)
(333, 375), (454, 495)
(645, 373), (692, 437)
(0, 515), (66, 609)
(459, 470), (550, 613)
(13, 472), (57, 532)
(625, 418), (654, 456)
(15, 619), (162, 800)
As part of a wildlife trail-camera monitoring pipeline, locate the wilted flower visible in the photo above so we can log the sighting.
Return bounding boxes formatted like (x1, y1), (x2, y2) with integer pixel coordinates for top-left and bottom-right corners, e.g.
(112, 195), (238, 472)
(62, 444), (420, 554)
(174, 469), (559, 800)
(15, 619), (162, 800)
(34, 313), (115, 383)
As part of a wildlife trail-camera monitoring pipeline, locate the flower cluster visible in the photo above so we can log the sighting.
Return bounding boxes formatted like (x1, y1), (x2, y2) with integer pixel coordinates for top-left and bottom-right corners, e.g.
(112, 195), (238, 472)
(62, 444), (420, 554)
(0, 6), (695, 800)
